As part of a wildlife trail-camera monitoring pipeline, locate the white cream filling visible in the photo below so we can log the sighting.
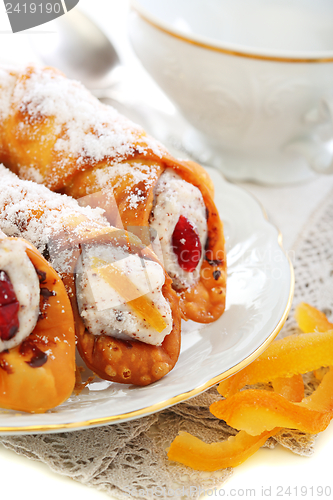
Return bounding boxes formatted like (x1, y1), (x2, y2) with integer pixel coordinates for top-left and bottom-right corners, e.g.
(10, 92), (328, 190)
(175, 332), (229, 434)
(149, 169), (208, 290)
(0, 239), (40, 353)
(75, 244), (173, 346)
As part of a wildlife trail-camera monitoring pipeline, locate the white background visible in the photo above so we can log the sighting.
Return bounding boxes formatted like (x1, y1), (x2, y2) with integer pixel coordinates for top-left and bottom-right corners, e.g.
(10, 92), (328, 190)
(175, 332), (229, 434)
(0, 1), (332, 498)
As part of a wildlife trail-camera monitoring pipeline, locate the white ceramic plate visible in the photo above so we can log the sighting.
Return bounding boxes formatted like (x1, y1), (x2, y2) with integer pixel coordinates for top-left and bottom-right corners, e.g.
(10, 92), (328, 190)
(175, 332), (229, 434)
(0, 168), (294, 434)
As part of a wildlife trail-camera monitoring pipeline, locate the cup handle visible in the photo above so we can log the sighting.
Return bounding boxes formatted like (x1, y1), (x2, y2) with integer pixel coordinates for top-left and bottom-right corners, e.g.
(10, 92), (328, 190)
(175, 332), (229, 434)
(285, 95), (333, 174)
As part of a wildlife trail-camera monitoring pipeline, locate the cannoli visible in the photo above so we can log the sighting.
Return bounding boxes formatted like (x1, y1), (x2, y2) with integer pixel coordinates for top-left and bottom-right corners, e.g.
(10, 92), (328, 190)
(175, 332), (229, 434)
(0, 65), (226, 324)
(0, 228), (75, 412)
(0, 166), (181, 386)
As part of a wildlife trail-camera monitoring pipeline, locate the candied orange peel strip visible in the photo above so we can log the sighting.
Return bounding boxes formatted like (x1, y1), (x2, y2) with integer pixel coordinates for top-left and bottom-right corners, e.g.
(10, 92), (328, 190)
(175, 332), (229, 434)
(295, 302), (333, 333)
(168, 304), (333, 471)
(92, 258), (167, 333)
(211, 367), (333, 436)
(218, 330), (333, 398)
(272, 374), (304, 402)
(167, 429), (278, 471)
(313, 367), (329, 381)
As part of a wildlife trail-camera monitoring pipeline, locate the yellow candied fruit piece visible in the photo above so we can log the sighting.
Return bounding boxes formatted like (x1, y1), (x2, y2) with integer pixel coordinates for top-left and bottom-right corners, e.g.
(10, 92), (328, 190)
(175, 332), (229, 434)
(218, 329), (333, 398)
(211, 368), (333, 436)
(93, 258), (167, 333)
(168, 304), (333, 472)
(168, 429), (277, 471)
(295, 302), (333, 333)
(272, 374), (304, 402)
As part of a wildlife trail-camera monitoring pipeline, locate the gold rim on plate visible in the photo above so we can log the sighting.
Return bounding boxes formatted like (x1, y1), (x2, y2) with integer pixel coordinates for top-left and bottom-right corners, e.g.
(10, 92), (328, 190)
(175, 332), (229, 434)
(130, 0), (333, 64)
(0, 214), (294, 434)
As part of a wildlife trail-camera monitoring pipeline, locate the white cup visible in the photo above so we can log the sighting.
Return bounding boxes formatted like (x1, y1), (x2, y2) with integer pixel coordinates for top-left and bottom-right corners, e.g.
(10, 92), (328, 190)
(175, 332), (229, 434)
(129, 0), (333, 185)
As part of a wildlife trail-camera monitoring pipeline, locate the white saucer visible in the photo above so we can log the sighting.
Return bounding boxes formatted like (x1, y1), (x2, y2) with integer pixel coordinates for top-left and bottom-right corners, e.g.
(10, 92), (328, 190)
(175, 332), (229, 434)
(0, 168), (294, 435)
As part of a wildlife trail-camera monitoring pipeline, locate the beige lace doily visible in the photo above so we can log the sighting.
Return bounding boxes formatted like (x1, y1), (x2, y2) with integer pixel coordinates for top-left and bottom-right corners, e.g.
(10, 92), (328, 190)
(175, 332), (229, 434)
(0, 186), (332, 500)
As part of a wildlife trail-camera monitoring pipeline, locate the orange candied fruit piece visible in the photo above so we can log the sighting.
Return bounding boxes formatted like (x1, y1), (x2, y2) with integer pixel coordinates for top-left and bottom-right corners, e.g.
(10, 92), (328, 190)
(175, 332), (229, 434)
(168, 429), (277, 471)
(218, 330), (333, 398)
(168, 304), (333, 472)
(211, 367), (333, 436)
(93, 258), (167, 333)
(272, 374), (304, 402)
(295, 302), (333, 333)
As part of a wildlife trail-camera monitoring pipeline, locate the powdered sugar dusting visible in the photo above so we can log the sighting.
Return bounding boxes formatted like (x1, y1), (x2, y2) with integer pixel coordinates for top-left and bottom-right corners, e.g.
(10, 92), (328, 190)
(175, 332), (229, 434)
(3, 66), (164, 188)
(0, 165), (107, 254)
(0, 66), (16, 123)
(18, 165), (44, 183)
(92, 161), (159, 213)
(94, 162), (159, 192)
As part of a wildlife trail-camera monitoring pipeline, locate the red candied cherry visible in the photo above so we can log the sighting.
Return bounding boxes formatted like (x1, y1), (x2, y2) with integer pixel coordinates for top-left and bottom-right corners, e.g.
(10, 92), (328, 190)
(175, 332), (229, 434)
(172, 215), (202, 273)
(0, 271), (20, 341)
